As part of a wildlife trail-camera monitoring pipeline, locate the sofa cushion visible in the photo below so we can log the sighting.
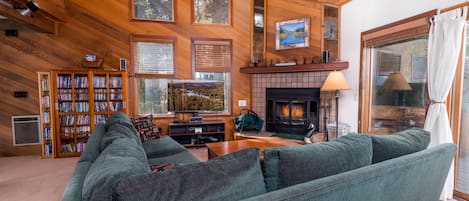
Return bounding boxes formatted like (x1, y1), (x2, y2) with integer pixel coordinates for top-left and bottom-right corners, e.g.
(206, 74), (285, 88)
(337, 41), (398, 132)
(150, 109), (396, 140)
(147, 150), (200, 166)
(82, 138), (150, 201)
(79, 123), (105, 163)
(263, 133), (372, 191)
(115, 148), (266, 201)
(131, 114), (161, 142)
(142, 136), (187, 158)
(105, 112), (132, 130)
(100, 114), (141, 151)
(368, 127), (430, 164)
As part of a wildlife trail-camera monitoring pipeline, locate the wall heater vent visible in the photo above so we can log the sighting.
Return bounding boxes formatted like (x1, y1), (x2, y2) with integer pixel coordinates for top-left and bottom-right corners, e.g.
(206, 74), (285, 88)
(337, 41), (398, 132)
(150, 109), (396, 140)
(11, 115), (41, 146)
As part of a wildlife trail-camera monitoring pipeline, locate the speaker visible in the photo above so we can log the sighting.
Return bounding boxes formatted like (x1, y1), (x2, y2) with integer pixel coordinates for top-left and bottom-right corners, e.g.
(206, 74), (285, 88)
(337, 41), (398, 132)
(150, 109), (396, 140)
(120, 58), (126, 71)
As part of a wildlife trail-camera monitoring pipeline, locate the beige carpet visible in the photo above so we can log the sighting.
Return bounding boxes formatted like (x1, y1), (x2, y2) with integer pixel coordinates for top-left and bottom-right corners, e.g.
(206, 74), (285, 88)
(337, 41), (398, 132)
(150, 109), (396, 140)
(0, 148), (208, 201)
(0, 156), (79, 201)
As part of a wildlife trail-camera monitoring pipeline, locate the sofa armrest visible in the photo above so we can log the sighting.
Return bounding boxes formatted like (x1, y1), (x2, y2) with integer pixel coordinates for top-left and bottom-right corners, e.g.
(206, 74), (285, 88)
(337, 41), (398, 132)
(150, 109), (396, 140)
(61, 161), (92, 201)
(241, 143), (456, 201)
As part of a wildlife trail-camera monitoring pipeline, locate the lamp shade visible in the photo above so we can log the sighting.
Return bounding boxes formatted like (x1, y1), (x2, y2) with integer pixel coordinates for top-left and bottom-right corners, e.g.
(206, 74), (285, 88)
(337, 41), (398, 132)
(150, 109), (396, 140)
(378, 71), (412, 93)
(321, 71), (351, 91)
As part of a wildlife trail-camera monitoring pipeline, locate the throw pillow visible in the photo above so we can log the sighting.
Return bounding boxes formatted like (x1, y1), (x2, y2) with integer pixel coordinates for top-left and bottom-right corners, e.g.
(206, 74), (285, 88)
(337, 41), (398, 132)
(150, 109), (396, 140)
(115, 148), (267, 201)
(368, 127), (430, 164)
(131, 115), (161, 142)
(263, 133), (373, 191)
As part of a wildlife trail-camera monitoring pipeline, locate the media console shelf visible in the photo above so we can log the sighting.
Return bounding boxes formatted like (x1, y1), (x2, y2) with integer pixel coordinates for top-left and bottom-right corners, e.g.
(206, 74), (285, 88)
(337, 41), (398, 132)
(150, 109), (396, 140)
(168, 120), (225, 148)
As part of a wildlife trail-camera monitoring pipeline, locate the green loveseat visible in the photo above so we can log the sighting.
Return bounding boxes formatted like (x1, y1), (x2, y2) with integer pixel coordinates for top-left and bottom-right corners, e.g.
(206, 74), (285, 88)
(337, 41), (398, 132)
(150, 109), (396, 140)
(61, 112), (456, 201)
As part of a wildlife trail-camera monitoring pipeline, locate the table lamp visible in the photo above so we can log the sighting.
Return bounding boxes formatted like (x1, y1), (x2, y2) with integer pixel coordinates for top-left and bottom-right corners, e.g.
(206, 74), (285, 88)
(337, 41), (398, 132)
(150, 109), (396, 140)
(321, 71), (351, 139)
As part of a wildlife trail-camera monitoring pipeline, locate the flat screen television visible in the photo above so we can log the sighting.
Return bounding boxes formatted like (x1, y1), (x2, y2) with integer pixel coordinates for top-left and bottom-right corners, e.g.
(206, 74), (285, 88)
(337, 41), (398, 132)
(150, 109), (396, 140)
(168, 80), (225, 112)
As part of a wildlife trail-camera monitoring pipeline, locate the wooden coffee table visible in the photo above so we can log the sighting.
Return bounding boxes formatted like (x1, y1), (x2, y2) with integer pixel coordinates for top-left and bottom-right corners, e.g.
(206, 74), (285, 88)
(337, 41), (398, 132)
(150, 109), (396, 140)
(205, 137), (303, 160)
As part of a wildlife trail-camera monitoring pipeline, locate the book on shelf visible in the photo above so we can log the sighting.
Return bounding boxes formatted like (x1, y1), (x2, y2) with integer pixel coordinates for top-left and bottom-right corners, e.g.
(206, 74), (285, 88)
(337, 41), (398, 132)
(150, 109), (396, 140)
(43, 127), (51, 140)
(95, 102), (108, 112)
(61, 143), (75, 153)
(76, 126), (90, 135)
(59, 102), (74, 112)
(76, 102), (90, 112)
(93, 76), (107, 88)
(41, 79), (49, 91)
(94, 94), (107, 100)
(42, 112), (50, 124)
(110, 93), (122, 100)
(57, 75), (72, 88)
(74, 75), (89, 88)
(44, 143), (53, 155)
(60, 115), (75, 126)
(94, 114), (108, 124)
(76, 115), (90, 125)
(109, 76), (122, 88)
(77, 142), (86, 153)
(42, 96), (50, 107)
(110, 102), (123, 111)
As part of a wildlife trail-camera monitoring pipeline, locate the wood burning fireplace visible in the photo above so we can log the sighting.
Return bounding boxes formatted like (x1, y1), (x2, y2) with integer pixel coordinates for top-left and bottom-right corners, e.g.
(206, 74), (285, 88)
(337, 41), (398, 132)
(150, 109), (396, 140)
(266, 88), (320, 134)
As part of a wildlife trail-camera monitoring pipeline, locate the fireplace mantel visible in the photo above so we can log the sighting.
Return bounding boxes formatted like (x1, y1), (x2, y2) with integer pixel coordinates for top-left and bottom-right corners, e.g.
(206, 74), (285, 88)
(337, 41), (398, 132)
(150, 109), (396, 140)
(240, 61), (348, 74)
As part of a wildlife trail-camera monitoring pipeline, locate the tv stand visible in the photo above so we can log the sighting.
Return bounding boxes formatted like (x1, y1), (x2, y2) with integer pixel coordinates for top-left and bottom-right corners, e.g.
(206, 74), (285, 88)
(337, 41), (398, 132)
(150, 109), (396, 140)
(168, 120), (225, 148)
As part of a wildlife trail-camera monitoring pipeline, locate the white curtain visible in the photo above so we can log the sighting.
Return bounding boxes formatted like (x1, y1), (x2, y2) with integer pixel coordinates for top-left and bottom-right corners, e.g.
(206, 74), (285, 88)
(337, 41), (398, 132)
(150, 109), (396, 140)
(424, 6), (467, 201)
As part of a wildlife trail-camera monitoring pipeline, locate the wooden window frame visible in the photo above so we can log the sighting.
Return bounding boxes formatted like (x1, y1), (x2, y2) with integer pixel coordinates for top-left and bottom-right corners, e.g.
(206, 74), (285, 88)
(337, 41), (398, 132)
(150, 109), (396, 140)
(191, 0), (232, 26)
(129, 34), (177, 116)
(130, 0), (176, 23)
(191, 37), (233, 116)
(358, 10), (436, 133)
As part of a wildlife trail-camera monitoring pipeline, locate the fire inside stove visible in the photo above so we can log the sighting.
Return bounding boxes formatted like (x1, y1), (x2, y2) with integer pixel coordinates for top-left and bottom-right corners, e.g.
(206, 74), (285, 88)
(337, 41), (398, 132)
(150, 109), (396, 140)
(280, 104), (304, 118)
(278, 102), (306, 125)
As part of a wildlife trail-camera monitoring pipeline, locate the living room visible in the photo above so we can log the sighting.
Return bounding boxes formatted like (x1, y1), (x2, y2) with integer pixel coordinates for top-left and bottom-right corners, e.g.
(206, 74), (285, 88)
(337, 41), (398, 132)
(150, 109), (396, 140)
(0, 0), (468, 200)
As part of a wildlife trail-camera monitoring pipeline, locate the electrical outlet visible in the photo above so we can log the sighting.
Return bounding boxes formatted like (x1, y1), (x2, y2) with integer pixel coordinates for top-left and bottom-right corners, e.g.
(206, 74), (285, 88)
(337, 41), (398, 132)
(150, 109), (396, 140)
(238, 100), (247, 107)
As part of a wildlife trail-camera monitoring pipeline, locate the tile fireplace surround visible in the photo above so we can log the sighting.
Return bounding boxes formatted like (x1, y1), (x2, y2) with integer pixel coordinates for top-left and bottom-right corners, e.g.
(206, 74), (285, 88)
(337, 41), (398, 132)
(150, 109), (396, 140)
(251, 71), (336, 132)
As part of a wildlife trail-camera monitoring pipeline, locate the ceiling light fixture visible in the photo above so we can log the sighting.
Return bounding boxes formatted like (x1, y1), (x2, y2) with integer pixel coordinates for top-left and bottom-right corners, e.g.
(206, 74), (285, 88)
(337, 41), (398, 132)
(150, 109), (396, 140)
(16, 1), (40, 17)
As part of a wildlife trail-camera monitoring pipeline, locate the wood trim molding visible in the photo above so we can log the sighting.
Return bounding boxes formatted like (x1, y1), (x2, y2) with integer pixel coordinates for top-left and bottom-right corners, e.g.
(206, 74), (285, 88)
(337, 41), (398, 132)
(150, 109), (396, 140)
(441, 2), (469, 16)
(364, 25), (429, 47)
(361, 10), (436, 37)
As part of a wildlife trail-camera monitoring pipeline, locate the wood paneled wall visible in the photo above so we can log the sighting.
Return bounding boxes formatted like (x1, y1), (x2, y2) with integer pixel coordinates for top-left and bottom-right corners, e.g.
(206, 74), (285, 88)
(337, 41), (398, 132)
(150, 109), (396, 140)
(0, 0), (252, 156)
(0, 0), (329, 156)
(265, 0), (323, 61)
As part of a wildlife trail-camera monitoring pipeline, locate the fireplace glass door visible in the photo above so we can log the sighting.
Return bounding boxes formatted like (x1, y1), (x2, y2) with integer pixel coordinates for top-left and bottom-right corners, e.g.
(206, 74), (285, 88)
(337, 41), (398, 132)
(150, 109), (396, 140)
(266, 88), (319, 134)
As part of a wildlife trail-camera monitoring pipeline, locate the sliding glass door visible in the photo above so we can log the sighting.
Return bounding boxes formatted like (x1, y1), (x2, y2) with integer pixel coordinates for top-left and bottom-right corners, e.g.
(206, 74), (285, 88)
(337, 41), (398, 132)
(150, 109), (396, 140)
(456, 22), (469, 198)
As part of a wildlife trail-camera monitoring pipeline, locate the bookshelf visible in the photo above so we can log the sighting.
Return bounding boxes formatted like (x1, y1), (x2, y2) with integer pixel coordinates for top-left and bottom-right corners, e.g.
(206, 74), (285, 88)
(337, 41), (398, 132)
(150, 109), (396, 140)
(52, 70), (127, 157)
(37, 72), (55, 158)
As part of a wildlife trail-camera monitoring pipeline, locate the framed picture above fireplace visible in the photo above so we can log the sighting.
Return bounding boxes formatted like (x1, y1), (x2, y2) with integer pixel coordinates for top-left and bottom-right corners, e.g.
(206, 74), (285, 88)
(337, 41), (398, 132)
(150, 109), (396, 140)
(275, 17), (310, 50)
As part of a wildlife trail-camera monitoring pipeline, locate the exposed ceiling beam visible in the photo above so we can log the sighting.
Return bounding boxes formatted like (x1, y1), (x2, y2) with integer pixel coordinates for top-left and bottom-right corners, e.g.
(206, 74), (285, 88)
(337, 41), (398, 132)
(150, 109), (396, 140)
(0, 1), (56, 33)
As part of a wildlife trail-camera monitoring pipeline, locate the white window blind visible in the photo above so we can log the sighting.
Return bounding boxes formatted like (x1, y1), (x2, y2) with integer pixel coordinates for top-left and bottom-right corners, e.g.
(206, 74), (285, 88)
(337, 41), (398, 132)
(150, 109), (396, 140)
(194, 40), (231, 72)
(135, 42), (174, 74)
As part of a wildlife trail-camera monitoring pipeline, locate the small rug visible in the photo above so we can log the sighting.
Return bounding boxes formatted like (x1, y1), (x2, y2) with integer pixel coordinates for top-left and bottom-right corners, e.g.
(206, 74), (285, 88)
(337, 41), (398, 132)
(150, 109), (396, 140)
(272, 133), (304, 141)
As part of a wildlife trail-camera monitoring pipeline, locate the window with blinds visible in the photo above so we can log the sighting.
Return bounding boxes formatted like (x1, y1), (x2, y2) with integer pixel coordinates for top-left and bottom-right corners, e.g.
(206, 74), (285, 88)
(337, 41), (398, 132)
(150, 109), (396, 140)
(134, 41), (175, 75)
(193, 39), (232, 72)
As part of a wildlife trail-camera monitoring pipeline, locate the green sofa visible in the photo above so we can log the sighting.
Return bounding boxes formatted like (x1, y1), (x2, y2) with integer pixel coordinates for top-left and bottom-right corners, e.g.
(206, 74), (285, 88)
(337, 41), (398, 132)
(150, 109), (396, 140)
(61, 112), (456, 201)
